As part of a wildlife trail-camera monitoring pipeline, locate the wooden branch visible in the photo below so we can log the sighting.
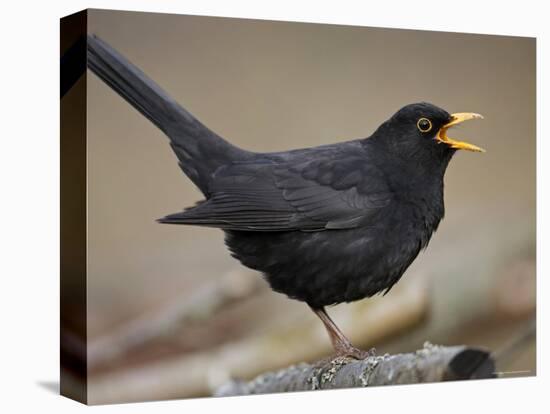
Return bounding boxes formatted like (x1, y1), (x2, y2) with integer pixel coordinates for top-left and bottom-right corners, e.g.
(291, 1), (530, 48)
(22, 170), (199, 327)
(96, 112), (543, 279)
(88, 268), (263, 370)
(215, 343), (495, 396)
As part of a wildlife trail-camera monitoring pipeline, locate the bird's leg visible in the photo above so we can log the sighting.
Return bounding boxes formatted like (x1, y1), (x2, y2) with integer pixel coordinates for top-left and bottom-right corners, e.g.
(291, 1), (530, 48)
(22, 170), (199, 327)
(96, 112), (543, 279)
(309, 305), (375, 360)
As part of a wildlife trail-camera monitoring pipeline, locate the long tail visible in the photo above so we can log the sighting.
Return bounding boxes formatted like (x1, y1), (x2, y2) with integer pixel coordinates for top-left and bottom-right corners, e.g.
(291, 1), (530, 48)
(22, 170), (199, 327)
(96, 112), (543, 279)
(86, 34), (252, 195)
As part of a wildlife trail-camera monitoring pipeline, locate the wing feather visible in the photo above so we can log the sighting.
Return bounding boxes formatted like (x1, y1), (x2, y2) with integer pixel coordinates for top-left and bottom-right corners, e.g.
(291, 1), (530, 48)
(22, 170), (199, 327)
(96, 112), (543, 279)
(159, 149), (393, 231)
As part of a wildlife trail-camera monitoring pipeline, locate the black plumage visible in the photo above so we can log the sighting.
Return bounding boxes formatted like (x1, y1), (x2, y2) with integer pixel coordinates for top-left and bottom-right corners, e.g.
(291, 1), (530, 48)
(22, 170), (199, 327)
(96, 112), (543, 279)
(87, 35), (484, 358)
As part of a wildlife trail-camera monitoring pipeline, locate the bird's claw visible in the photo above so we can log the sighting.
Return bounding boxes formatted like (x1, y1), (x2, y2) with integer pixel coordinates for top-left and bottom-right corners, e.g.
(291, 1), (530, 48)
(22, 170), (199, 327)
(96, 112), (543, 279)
(334, 344), (376, 360)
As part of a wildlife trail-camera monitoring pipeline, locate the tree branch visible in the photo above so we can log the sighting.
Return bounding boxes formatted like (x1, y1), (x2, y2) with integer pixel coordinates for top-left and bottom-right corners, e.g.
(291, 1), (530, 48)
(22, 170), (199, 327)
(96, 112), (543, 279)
(88, 269), (263, 370)
(215, 343), (495, 396)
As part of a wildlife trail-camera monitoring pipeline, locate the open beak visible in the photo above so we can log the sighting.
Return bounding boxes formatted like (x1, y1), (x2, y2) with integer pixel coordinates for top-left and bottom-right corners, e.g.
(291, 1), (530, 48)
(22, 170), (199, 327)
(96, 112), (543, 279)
(436, 112), (485, 152)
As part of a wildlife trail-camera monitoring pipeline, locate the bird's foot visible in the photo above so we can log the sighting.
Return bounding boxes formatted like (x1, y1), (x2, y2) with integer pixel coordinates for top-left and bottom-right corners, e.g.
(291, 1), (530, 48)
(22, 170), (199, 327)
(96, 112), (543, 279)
(334, 343), (376, 360)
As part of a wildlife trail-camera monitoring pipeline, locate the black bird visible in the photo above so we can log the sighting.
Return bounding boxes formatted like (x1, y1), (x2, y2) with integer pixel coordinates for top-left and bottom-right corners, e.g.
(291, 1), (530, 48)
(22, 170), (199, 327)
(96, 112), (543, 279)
(87, 35), (484, 359)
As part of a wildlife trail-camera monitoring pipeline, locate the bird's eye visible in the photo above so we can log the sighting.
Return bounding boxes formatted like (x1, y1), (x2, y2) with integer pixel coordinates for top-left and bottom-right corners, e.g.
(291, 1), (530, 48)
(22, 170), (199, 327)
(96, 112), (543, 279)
(417, 118), (432, 133)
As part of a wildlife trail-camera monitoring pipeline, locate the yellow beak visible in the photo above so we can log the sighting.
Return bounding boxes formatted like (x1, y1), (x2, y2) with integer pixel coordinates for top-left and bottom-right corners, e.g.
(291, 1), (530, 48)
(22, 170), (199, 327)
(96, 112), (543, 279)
(436, 112), (485, 152)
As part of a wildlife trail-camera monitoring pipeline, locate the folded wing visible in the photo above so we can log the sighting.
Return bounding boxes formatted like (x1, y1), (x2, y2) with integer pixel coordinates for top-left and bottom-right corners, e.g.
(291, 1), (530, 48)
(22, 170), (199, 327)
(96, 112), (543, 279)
(159, 151), (393, 231)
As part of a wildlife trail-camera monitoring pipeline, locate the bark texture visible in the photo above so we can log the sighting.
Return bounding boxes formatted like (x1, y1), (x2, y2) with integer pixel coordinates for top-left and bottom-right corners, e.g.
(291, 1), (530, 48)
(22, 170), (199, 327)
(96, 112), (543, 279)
(215, 343), (495, 396)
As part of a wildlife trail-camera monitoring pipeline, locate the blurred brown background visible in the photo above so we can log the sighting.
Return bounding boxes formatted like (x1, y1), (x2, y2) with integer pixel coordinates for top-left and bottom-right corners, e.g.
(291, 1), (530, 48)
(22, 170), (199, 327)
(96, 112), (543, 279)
(83, 9), (535, 403)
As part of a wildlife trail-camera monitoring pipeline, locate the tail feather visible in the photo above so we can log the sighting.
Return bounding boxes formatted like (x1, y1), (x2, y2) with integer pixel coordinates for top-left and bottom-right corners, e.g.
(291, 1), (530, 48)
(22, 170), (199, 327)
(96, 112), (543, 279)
(86, 34), (251, 195)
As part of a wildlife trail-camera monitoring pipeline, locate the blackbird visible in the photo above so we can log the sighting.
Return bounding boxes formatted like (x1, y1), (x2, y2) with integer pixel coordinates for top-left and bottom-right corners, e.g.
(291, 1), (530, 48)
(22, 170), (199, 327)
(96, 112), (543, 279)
(87, 35), (484, 359)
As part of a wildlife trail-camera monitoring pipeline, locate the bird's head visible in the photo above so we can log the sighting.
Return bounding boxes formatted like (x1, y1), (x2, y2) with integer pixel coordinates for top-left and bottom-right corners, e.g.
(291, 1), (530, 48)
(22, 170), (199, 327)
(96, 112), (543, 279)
(372, 102), (484, 167)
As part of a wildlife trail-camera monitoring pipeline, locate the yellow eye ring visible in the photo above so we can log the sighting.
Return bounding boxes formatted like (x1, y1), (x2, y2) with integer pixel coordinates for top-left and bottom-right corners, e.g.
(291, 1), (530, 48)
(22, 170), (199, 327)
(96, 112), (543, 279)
(417, 118), (432, 133)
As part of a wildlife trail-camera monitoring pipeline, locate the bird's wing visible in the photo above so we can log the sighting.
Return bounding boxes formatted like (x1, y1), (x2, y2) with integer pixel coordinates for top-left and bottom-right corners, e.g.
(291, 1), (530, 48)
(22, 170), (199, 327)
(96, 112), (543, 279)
(159, 153), (393, 231)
